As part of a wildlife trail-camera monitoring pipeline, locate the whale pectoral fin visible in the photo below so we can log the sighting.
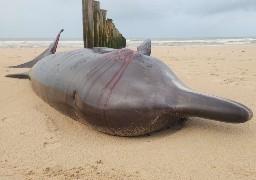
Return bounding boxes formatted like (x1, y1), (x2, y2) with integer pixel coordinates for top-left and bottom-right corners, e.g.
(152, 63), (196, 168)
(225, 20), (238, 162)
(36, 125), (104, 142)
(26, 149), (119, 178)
(137, 39), (151, 56)
(9, 29), (64, 68)
(5, 72), (30, 79)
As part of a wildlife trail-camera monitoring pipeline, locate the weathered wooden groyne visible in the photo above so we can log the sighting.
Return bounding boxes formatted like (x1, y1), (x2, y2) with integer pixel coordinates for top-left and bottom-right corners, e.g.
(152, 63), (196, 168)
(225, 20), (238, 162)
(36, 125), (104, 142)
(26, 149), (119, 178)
(82, 0), (126, 48)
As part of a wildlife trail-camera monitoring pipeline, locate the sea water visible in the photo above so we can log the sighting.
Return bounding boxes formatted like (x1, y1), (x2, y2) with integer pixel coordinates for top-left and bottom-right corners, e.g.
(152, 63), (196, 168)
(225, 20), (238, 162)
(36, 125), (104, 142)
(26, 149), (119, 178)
(127, 38), (256, 47)
(0, 37), (255, 48)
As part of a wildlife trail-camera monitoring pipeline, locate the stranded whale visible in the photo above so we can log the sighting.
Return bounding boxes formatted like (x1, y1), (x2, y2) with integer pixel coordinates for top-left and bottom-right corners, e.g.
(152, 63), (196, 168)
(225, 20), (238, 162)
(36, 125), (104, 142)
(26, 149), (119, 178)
(6, 30), (253, 136)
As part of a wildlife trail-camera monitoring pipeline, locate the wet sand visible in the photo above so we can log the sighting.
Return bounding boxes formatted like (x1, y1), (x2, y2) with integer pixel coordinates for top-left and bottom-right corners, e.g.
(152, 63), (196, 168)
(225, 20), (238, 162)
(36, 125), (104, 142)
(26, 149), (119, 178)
(0, 45), (255, 179)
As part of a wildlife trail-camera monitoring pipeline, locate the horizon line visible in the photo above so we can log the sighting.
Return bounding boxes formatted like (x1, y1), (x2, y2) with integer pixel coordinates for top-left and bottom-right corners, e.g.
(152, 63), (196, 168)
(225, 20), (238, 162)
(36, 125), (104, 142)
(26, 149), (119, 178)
(0, 36), (256, 40)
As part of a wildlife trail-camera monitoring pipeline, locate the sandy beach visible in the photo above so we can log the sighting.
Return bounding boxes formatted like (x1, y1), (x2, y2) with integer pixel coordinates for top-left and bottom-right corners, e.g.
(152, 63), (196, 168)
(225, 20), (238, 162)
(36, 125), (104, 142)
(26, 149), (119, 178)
(0, 45), (255, 179)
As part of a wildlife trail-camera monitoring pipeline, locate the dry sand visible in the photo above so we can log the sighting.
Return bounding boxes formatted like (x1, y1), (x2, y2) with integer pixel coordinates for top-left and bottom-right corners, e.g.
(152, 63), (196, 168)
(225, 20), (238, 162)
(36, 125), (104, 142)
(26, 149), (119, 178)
(0, 45), (255, 179)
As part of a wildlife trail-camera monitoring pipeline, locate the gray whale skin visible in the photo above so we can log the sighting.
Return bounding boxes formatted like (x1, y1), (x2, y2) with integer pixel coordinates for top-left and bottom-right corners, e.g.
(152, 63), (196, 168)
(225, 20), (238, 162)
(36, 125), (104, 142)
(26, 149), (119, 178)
(6, 30), (253, 136)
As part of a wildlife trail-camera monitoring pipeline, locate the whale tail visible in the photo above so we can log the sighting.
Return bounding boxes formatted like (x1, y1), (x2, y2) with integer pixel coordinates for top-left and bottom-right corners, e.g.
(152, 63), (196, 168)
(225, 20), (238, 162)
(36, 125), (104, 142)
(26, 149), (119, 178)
(174, 90), (253, 123)
(9, 29), (64, 68)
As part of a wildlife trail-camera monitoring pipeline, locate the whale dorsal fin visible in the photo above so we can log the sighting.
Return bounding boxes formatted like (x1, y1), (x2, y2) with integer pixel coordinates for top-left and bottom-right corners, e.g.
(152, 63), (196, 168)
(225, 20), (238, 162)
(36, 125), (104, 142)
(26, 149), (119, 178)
(9, 29), (64, 68)
(137, 39), (151, 56)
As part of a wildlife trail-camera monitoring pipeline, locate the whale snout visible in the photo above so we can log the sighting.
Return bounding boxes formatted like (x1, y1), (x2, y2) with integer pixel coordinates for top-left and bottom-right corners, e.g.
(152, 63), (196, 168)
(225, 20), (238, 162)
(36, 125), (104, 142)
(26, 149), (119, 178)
(173, 90), (253, 123)
(222, 99), (253, 123)
(235, 104), (253, 123)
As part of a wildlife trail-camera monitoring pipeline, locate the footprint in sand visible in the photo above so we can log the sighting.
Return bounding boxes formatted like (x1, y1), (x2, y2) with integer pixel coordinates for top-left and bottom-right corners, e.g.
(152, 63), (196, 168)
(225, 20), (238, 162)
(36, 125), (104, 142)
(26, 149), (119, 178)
(34, 106), (62, 150)
(43, 135), (62, 150)
(43, 118), (62, 150)
(223, 77), (245, 85)
(46, 117), (58, 132)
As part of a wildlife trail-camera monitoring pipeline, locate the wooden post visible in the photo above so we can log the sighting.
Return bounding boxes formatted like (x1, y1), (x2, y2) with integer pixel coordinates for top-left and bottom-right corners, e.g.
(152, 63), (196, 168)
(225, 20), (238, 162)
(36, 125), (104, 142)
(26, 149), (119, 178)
(98, 10), (104, 46)
(101, 10), (107, 47)
(93, 1), (100, 47)
(82, 0), (94, 48)
(82, 0), (126, 48)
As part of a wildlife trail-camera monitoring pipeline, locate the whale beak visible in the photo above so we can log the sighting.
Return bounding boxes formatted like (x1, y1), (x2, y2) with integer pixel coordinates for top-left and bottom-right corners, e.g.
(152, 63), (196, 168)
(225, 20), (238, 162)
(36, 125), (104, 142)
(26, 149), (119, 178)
(174, 90), (253, 123)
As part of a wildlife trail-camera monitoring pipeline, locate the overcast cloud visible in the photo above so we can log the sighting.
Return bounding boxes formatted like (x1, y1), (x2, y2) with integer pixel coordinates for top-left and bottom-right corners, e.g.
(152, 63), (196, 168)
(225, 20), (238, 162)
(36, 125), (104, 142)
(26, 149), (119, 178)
(0, 0), (255, 38)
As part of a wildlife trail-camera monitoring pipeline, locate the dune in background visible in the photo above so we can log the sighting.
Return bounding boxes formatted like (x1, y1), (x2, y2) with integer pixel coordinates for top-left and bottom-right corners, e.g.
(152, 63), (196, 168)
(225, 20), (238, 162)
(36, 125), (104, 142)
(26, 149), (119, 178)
(0, 45), (255, 179)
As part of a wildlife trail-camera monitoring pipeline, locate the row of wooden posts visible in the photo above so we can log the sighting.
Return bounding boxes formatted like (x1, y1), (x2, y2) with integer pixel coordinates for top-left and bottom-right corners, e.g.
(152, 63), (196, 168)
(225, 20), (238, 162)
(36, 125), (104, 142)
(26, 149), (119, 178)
(82, 0), (126, 48)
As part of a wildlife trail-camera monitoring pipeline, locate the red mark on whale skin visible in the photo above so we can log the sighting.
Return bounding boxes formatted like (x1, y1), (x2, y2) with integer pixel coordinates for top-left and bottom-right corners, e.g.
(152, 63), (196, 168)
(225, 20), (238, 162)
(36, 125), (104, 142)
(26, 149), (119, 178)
(81, 52), (123, 100)
(104, 52), (138, 107)
(86, 51), (125, 90)
(104, 60), (131, 108)
(84, 54), (113, 78)
(84, 60), (116, 99)
(97, 50), (135, 109)
(74, 54), (112, 87)
(65, 54), (112, 108)
(97, 61), (127, 108)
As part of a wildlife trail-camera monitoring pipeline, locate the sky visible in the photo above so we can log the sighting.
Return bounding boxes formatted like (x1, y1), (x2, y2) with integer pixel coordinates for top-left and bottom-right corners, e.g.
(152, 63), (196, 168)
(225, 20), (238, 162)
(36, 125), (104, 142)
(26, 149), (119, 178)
(0, 0), (255, 38)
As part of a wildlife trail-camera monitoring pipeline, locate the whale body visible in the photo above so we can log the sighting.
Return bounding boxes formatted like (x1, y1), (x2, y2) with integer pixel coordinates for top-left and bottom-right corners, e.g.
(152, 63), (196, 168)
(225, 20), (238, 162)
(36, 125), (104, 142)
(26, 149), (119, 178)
(6, 30), (253, 136)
